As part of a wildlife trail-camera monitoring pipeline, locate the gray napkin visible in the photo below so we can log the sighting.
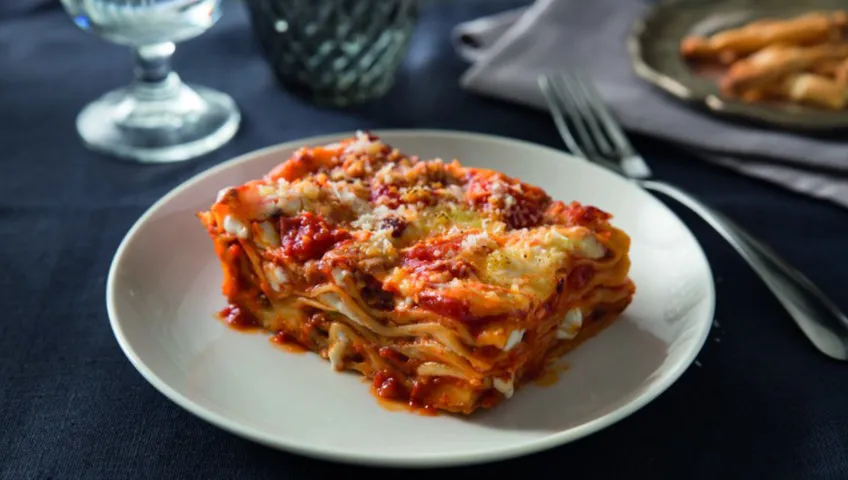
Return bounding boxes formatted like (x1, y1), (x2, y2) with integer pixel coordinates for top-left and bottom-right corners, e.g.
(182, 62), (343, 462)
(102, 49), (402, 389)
(454, 0), (848, 209)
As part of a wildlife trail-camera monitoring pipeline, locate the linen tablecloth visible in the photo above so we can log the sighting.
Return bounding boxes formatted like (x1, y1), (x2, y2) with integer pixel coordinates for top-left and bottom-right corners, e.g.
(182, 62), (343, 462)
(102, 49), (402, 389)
(2, 1), (847, 478)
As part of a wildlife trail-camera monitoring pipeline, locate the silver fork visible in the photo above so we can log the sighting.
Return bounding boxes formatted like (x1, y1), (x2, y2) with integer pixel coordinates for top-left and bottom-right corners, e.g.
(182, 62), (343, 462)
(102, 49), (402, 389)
(539, 71), (848, 361)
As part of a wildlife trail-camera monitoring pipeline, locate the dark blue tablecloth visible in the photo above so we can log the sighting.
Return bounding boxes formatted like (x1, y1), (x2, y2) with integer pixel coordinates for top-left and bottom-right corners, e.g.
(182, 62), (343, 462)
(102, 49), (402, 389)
(2, 1), (848, 479)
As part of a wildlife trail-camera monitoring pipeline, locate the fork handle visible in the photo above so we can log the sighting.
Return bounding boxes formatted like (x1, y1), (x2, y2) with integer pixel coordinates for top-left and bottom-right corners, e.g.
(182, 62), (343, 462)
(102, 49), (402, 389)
(640, 179), (848, 361)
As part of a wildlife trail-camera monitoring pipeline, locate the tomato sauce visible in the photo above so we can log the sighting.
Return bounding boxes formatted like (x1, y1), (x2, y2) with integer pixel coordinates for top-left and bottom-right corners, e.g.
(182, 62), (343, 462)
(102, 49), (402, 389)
(465, 171), (549, 229)
(279, 212), (351, 261)
(416, 292), (473, 322)
(217, 304), (260, 331)
(371, 370), (440, 416)
(568, 263), (595, 290)
(270, 331), (307, 354)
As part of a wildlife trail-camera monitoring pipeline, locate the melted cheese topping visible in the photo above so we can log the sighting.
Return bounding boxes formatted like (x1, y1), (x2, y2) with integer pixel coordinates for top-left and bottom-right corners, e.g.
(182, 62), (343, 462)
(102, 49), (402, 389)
(210, 132), (625, 330)
(380, 224), (607, 320)
(480, 226), (606, 301)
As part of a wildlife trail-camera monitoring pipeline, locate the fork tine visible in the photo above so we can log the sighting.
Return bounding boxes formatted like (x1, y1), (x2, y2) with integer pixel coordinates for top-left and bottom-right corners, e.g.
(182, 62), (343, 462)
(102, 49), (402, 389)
(574, 72), (653, 178)
(558, 73), (614, 157)
(538, 75), (588, 159)
(549, 75), (604, 159)
(572, 72), (635, 158)
(539, 74), (624, 174)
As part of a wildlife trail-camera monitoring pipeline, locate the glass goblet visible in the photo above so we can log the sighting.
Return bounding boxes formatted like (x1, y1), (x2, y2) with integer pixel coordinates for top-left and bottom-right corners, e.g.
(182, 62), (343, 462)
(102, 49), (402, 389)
(60, 0), (240, 163)
(244, 0), (418, 107)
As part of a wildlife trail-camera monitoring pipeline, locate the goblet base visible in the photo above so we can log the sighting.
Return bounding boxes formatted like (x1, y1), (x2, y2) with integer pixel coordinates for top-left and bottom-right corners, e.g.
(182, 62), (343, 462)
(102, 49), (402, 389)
(76, 81), (240, 163)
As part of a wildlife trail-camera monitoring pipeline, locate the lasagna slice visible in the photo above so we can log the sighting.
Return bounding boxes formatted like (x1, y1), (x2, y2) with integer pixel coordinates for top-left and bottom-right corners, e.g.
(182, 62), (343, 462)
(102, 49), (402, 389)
(198, 131), (635, 414)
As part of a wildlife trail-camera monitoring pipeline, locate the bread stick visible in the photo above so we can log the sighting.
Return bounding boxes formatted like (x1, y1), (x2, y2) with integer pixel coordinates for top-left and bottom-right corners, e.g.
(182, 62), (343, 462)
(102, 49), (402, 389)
(720, 43), (848, 94)
(775, 73), (847, 109)
(834, 57), (848, 85)
(807, 59), (842, 77)
(680, 11), (847, 61)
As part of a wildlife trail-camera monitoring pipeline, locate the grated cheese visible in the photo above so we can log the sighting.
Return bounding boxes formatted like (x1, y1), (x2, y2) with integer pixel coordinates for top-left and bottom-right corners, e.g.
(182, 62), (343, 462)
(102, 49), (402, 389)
(504, 329), (525, 351)
(493, 375), (515, 398)
(557, 308), (583, 340)
(461, 231), (496, 251)
(222, 215), (249, 239)
(264, 263), (289, 291)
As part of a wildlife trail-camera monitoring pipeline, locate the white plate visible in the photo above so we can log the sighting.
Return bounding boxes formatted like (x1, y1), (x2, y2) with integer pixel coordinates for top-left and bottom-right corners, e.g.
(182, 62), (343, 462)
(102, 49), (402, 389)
(107, 130), (715, 467)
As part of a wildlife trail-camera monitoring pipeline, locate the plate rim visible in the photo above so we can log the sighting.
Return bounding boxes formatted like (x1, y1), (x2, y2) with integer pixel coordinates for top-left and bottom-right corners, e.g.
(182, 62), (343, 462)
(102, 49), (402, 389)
(106, 129), (715, 467)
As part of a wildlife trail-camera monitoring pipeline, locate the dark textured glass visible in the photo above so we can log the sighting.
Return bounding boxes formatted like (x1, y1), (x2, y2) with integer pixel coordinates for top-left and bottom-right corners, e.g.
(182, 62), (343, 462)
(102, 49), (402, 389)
(244, 0), (418, 106)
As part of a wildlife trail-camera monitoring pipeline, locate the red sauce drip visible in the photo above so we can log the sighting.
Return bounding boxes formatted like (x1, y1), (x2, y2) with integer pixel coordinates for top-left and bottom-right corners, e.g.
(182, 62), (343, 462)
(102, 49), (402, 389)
(568, 263), (595, 290)
(534, 363), (570, 387)
(372, 369), (407, 401)
(218, 304), (259, 331)
(408, 379), (435, 407)
(409, 377), (466, 415)
(376, 375), (440, 416)
(374, 397), (438, 416)
(270, 331), (307, 353)
(279, 212), (350, 261)
(369, 373), (448, 416)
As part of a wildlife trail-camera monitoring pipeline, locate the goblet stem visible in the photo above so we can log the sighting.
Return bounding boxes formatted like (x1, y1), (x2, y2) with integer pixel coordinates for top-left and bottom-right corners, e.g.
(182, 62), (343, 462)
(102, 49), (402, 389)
(134, 42), (176, 85)
(128, 42), (198, 112)
(118, 41), (208, 131)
